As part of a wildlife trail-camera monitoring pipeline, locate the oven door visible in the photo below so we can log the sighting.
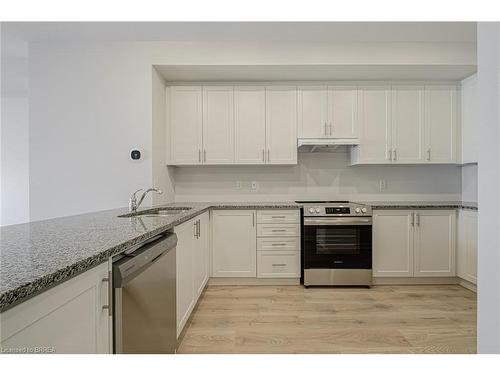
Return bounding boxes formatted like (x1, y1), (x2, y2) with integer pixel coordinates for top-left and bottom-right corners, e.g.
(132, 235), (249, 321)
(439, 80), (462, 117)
(303, 217), (372, 269)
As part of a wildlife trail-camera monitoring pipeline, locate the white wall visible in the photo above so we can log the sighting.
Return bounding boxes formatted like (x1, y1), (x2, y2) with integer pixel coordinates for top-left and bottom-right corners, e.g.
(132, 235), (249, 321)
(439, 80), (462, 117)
(174, 152), (461, 202)
(25, 38), (474, 221)
(461, 164), (477, 203)
(152, 67), (175, 205)
(1, 27), (30, 226)
(477, 22), (500, 354)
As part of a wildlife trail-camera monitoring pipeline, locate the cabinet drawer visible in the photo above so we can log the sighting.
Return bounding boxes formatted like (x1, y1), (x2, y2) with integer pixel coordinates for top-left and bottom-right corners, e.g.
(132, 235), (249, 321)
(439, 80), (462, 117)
(257, 210), (299, 224)
(257, 237), (300, 251)
(257, 224), (300, 237)
(257, 251), (300, 278)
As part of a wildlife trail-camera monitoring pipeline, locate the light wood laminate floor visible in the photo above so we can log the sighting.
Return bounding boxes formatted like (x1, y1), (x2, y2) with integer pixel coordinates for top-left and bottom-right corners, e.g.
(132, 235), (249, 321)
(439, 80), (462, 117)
(177, 285), (476, 354)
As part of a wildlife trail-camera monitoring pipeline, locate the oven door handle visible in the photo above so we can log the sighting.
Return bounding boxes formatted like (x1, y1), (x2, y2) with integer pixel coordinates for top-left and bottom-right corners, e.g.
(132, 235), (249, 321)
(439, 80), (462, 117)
(304, 217), (372, 226)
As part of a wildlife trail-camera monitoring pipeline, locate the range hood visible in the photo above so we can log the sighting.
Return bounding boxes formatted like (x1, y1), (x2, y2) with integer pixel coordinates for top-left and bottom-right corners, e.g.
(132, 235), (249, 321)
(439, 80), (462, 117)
(297, 138), (360, 153)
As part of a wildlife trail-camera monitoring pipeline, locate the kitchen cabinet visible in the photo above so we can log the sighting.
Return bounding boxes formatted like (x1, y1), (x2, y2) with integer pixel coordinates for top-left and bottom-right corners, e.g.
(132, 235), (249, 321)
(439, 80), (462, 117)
(234, 86), (266, 164)
(424, 86), (457, 163)
(0, 262), (111, 354)
(265, 86), (298, 164)
(193, 211), (210, 298)
(353, 86), (392, 163)
(460, 75), (478, 164)
(212, 210), (257, 277)
(175, 212), (210, 337)
(298, 86), (328, 138)
(373, 210), (456, 278)
(373, 210), (414, 277)
(457, 210), (477, 284)
(170, 86), (203, 165)
(391, 86), (425, 163)
(202, 86), (234, 164)
(298, 86), (357, 139)
(413, 210), (456, 277)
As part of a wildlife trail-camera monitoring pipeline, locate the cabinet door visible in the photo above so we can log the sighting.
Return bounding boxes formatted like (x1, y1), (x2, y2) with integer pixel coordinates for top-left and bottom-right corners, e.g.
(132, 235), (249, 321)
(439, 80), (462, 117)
(458, 210), (477, 284)
(414, 210), (456, 277)
(212, 210), (257, 277)
(193, 212), (210, 298)
(327, 86), (358, 138)
(265, 86), (298, 165)
(298, 86), (327, 138)
(174, 218), (196, 337)
(170, 86), (203, 165)
(0, 262), (110, 354)
(202, 86), (234, 164)
(391, 86), (425, 163)
(373, 210), (414, 277)
(356, 87), (392, 163)
(234, 86), (266, 164)
(424, 86), (457, 163)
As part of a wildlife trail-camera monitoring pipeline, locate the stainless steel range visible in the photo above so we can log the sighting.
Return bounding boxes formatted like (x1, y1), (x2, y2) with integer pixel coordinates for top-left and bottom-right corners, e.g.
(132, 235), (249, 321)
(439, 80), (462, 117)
(297, 201), (372, 287)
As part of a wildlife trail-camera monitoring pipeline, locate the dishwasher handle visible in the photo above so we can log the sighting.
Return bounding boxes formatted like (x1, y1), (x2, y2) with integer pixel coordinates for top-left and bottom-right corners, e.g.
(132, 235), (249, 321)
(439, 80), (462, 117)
(113, 232), (177, 288)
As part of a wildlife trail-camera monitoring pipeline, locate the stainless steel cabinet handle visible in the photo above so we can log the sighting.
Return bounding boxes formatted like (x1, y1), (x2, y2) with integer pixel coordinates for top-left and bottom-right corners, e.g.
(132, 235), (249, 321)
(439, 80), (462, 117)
(329, 123), (332, 136)
(267, 149), (270, 163)
(388, 149), (392, 161)
(252, 212), (255, 227)
(194, 221), (198, 238)
(411, 212), (414, 226)
(271, 243), (288, 246)
(198, 149), (201, 163)
(416, 213), (420, 226)
(271, 229), (287, 232)
(203, 149), (207, 163)
(393, 149), (397, 161)
(102, 275), (112, 316)
(427, 148), (431, 161)
(324, 123), (327, 136)
(262, 149), (265, 162)
(271, 216), (286, 219)
(272, 264), (286, 267)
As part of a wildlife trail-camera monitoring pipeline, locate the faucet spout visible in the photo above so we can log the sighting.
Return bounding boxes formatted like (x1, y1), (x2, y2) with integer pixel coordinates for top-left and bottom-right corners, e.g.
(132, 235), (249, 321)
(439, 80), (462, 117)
(129, 188), (163, 212)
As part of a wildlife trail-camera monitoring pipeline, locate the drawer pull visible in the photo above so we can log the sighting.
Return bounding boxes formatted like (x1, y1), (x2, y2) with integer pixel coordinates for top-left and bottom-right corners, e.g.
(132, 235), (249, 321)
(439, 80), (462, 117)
(271, 216), (286, 218)
(272, 264), (287, 267)
(271, 243), (288, 246)
(271, 229), (287, 232)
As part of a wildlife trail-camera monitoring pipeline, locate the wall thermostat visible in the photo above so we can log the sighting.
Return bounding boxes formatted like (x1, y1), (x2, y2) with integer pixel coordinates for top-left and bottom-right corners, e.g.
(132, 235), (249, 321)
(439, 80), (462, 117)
(130, 149), (141, 160)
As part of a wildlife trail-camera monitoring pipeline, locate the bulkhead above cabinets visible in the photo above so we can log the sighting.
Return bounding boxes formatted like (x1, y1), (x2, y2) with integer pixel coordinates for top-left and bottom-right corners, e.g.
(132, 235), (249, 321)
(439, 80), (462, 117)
(165, 82), (464, 166)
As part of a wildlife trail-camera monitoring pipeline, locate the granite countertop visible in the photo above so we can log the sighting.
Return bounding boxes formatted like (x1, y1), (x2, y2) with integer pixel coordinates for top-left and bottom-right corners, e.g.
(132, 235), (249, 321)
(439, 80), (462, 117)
(361, 201), (478, 210)
(0, 202), (300, 311)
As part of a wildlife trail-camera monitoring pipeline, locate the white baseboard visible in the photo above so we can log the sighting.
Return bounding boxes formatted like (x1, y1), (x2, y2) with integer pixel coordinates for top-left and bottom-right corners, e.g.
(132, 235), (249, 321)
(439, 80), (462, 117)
(208, 277), (300, 286)
(458, 278), (477, 292)
(373, 276), (459, 285)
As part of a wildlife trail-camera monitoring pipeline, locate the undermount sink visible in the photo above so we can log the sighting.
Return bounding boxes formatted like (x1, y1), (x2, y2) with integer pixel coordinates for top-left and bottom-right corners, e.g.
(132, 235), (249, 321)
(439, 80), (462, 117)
(119, 207), (192, 218)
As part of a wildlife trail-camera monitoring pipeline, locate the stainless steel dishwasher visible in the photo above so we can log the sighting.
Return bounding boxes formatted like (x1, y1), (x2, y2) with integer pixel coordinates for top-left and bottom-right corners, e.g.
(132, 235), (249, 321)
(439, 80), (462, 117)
(113, 231), (177, 354)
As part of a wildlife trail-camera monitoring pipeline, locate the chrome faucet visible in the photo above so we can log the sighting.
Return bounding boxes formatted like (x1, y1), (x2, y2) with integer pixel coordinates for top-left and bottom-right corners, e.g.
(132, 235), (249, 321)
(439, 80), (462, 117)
(129, 188), (163, 212)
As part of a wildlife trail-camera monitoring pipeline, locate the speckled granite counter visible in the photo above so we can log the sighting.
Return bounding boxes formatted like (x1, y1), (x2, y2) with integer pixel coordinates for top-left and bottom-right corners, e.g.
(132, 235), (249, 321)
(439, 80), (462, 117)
(0, 202), (299, 311)
(361, 201), (478, 211)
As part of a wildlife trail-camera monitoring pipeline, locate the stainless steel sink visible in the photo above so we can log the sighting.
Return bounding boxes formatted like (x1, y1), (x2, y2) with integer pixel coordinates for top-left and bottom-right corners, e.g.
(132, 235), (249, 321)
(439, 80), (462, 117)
(119, 207), (192, 218)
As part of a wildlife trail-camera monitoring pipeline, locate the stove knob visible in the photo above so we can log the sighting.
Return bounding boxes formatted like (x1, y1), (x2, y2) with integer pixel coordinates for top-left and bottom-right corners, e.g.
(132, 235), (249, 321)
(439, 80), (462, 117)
(361, 208), (367, 213)
(309, 207), (315, 214)
(355, 208), (361, 213)
(315, 208), (321, 214)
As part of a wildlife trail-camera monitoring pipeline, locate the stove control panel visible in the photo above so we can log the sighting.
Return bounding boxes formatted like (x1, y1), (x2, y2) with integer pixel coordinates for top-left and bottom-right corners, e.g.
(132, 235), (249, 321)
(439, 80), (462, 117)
(303, 202), (372, 217)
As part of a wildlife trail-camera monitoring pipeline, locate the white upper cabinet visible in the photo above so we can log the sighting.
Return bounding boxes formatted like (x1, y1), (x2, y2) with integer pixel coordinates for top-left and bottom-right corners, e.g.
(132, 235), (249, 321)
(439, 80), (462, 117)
(298, 86), (328, 138)
(327, 86), (358, 138)
(355, 87), (392, 163)
(424, 86), (457, 163)
(234, 86), (266, 164)
(202, 86), (235, 164)
(170, 86), (203, 165)
(414, 210), (456, 277)
(461, 75), (478, 164)
(265, 86), (298, 164)
(391, 86), (425, 163)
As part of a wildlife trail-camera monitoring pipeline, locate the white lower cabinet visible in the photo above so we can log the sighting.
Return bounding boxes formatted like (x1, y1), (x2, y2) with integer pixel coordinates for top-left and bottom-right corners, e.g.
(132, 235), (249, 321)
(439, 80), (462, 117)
(457, 210), (477, 284)
(212, 210), (257, 277)
(373, 210), (456, 278)
(257, 251), (300, 278)
(175, 212), (210, 338)
(0, 262), (111, 354)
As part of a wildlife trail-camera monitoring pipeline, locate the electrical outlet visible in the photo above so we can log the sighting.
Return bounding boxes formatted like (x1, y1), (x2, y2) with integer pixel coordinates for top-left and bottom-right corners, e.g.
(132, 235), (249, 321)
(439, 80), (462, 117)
(251, 181), (258, 191)
(379, 179), (387, 191)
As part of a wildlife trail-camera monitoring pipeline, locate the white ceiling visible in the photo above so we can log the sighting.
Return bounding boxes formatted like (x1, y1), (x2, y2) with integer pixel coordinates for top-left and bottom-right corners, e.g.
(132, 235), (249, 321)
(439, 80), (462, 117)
(156, 64), (476, 81)
(3, 22), (476, 43)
